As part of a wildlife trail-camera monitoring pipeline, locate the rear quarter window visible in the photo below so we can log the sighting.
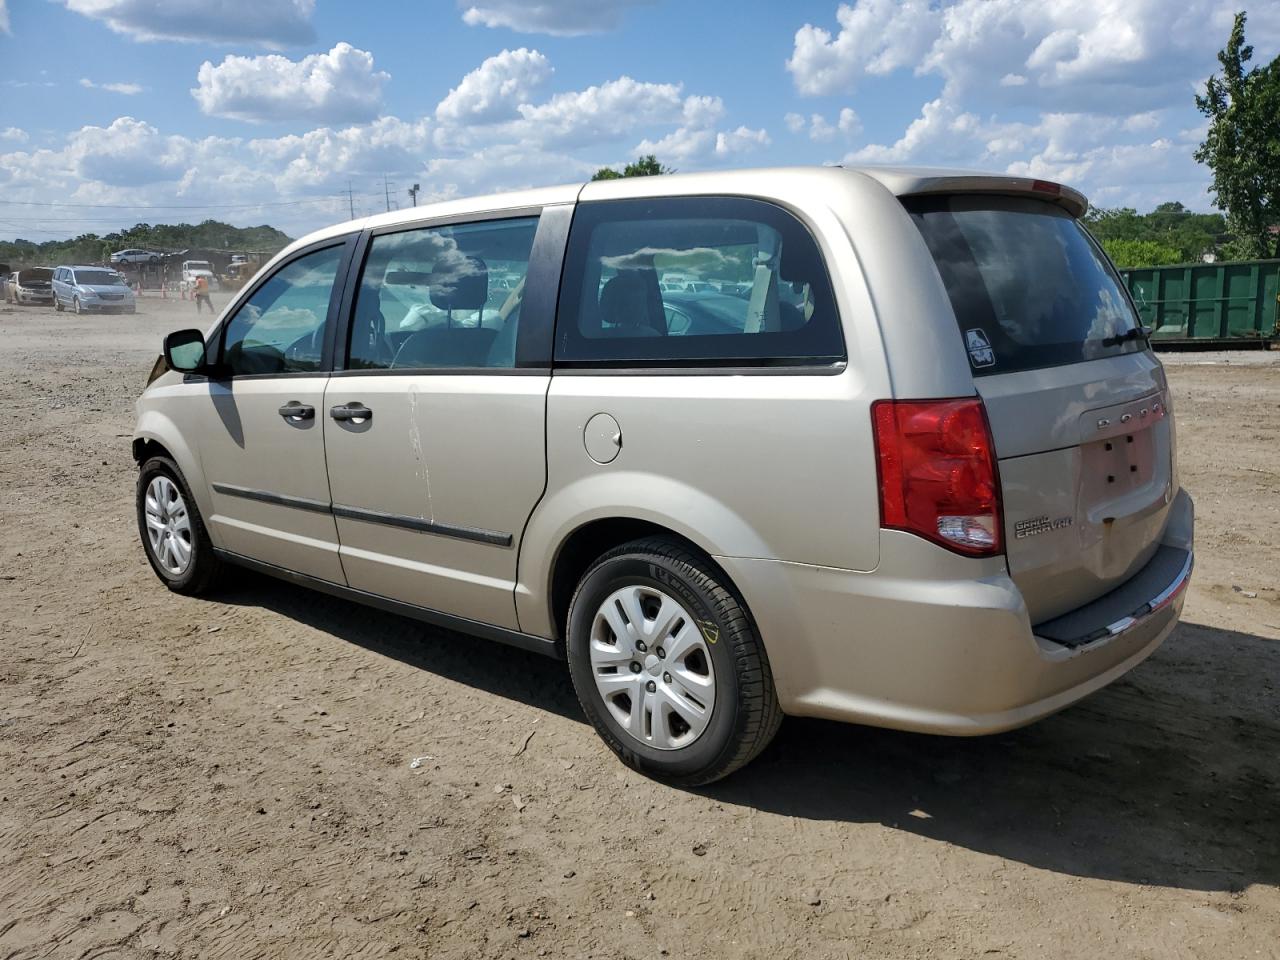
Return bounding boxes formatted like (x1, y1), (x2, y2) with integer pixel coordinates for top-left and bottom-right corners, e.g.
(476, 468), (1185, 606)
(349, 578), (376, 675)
(554, 196), (845, 367)
(904, 195), (1143, 375)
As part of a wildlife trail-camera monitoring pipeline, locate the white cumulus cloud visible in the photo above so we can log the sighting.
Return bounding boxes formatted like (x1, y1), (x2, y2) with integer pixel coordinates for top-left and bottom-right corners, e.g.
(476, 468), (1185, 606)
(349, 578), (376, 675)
(791, 0), (1280, 212)
(0, 49), (775, 242)
(514, 76), (689, 148)
(458, 0), (656, 35)
(785, 108), (860, 142)
(715, 126), (771, 157)
(787, 0), (936, 96)
(1, 126), (27, 142)
(435, 48), (552, 123)
(61, 0), (316, 47)
(79, 78), (145, 95)
(192, 43), (388, 124)
(790, 0), (1280, 113)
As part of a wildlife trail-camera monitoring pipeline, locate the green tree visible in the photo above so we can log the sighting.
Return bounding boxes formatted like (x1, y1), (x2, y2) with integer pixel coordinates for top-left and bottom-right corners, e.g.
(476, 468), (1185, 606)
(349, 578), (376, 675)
(0, 221), (292, 270)
(1101, 238), (1186, 268)
(1084, 203), (1226, 262)
(1195, 12), (1280, 259)
(591, 154), (674, 181)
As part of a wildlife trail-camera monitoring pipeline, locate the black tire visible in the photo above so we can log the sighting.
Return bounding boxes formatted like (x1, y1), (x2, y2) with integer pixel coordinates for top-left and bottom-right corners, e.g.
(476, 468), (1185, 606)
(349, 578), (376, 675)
(136, 455), (223, 595)
(73, 297), (81, 315)
(54, 297), (63, 312)
(566, 536), (782, 786)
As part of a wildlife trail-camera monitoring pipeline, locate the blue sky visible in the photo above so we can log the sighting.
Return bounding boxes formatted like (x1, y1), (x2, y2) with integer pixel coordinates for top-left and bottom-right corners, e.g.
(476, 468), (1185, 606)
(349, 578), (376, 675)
(1, 0), (1277, 241)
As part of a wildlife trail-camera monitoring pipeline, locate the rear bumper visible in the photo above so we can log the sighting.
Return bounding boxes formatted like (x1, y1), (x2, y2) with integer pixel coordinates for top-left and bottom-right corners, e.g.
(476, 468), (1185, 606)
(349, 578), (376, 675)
(717, 489), (1194, 735)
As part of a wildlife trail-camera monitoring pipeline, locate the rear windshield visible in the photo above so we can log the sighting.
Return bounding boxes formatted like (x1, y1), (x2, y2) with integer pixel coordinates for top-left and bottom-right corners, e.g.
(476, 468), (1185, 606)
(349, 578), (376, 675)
(904, 195), (1143, 375)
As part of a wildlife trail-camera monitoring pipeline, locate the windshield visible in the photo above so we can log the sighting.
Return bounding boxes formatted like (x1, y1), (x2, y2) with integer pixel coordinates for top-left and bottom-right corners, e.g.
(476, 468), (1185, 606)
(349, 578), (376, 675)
(75, 270), (125, 286)
(187, 262), (212, 271)
(905, 195), (1142, 375)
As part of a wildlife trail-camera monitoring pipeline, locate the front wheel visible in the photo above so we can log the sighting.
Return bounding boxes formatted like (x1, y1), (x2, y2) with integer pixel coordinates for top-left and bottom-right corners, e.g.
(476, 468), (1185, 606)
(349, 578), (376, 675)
(54, 297), (64, 312)
(566, 537), (782, 786)
(136, 455), (223, 595)
(73, 297), (82, 315)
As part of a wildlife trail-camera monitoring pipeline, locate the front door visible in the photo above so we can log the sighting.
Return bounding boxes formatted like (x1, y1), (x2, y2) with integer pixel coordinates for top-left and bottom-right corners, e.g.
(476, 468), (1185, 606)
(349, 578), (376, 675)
(323, 212), (561, 629)
(195, 241), (351, 583)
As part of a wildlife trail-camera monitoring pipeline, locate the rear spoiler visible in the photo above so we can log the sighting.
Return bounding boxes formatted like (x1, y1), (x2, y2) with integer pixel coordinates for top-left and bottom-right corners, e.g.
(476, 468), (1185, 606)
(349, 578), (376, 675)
(852, 168), (1089, 219)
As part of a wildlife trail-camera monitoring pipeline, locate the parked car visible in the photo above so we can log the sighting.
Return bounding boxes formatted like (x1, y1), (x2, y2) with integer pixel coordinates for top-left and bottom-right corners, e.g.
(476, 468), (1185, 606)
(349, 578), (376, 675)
(5, 267), (54, 305)
(110, 248), (162, 265)
(132, 166), (1194, 785)
(52, 265), (136, 314)
(681, 280), (717, 293)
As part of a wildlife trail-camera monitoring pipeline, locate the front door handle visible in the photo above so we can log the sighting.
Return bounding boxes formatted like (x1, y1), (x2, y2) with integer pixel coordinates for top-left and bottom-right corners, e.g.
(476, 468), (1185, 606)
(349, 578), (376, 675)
(330, 402), (372, 424)
(278, 401), (315, 421)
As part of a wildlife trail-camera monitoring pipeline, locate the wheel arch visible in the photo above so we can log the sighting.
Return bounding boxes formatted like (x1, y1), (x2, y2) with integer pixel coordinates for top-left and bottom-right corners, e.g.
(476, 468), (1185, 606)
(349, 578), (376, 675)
(537, 516), (756, 646)
(131, 415), (213, 540)
(516, 473), (774, 640)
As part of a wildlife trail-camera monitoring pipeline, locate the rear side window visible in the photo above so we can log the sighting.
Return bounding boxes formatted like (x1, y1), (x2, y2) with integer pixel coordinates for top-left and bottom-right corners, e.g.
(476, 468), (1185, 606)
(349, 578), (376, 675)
(905, 195), (1143, 375)
(555, 196), (844, 366)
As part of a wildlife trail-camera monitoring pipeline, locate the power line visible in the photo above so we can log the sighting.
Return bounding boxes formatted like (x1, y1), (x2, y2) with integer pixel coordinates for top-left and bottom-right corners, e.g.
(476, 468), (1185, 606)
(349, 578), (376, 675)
(0, 215), (339, 223)
(0, 197), (345, 210)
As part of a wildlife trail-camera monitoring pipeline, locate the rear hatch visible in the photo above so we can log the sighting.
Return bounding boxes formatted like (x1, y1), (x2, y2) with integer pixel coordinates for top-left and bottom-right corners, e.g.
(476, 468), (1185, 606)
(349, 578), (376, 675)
(905, 194), (1173, 623)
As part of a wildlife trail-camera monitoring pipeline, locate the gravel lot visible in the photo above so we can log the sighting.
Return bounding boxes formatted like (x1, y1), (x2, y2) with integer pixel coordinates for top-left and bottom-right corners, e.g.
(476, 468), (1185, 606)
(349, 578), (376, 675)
(2, 296), (1277, 960)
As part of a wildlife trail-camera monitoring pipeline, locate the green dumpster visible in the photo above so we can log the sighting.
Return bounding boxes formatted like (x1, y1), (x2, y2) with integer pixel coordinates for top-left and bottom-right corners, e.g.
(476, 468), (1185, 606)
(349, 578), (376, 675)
(1119, 259), (1279, 346)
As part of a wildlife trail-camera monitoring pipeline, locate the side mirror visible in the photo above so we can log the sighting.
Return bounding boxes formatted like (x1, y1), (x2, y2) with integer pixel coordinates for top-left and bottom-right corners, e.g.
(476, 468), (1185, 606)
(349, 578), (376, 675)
(164, 329), (207, 373)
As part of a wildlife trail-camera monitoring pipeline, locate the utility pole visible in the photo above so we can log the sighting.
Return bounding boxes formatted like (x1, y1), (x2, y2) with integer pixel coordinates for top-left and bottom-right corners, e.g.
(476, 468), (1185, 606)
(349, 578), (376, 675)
(408, 183), (420, 207)
(346, 180), (354, 220)
(383, 175), (391, 213)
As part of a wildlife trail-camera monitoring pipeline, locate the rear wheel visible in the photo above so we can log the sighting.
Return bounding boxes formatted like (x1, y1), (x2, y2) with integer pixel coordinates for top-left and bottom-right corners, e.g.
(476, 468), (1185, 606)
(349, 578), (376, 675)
(136, 455), (223, 595)
(566, 537), (782, 786)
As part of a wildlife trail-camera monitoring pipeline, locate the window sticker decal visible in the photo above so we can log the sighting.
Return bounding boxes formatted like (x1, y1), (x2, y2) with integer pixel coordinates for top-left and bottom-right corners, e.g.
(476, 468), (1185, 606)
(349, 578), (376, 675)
(965, 328), (996, 368)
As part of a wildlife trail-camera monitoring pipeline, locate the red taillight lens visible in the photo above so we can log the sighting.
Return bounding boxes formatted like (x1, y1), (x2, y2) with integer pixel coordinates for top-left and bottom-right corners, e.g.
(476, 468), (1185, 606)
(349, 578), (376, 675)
(872, 398), (1003, 557)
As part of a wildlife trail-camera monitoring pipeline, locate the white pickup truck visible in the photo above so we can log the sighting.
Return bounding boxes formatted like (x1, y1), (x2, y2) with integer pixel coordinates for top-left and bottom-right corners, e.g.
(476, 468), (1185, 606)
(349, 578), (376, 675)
(180, 260), (216, 292)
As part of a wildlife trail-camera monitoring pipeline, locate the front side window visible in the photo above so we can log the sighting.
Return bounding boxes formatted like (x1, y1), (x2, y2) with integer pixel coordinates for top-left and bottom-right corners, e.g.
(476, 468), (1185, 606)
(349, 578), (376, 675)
(221, 244), (343, 376)
(348, 216), (540, 370)
(555, 197), (845, 366)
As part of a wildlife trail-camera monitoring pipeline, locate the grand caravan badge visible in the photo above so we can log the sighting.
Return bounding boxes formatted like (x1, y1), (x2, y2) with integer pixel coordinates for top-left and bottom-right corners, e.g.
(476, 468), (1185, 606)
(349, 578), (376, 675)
(964, 328), (996, 368)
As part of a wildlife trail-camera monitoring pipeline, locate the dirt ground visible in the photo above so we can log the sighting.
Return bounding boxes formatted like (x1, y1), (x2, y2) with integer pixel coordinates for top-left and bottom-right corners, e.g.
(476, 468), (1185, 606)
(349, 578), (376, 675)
(1, 295), (1277, 960)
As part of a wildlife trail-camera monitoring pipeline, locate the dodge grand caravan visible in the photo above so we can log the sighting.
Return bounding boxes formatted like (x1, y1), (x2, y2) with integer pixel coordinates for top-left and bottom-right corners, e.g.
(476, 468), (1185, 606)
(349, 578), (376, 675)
(133, 166), (1194, 784)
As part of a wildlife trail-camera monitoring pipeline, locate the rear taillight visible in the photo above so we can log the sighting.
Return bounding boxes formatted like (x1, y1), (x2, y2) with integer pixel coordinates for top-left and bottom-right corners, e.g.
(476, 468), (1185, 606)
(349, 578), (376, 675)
(872, 398), (1003, 557)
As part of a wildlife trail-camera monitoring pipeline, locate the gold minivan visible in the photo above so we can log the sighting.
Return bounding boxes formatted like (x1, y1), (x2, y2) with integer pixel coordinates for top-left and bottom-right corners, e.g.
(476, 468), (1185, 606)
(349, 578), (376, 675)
(134, 166), (1194, 783)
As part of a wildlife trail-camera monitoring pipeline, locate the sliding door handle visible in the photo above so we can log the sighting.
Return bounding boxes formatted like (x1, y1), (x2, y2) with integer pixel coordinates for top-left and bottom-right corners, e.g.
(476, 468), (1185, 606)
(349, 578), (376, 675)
(278, 401), (315, 421)
(330, 402), (372, 424)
